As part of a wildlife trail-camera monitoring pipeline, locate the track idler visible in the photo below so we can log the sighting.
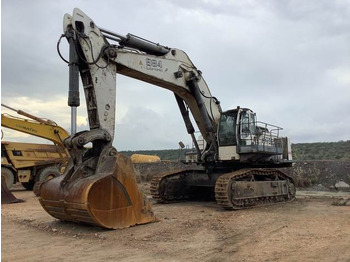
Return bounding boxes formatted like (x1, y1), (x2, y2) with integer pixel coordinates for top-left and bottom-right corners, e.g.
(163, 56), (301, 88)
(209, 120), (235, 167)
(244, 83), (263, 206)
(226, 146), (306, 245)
(35, 138), (156, 229)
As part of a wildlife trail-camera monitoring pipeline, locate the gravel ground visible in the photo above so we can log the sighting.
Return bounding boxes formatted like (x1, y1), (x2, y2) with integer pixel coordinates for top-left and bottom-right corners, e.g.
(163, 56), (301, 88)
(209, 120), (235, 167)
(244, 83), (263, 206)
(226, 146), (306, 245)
(1, 184), (350, 262)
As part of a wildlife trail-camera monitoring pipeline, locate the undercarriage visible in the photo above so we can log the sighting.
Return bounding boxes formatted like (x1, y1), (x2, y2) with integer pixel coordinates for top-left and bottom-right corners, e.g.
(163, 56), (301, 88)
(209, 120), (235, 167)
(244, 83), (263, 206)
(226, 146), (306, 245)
(150, 166), (296, 209)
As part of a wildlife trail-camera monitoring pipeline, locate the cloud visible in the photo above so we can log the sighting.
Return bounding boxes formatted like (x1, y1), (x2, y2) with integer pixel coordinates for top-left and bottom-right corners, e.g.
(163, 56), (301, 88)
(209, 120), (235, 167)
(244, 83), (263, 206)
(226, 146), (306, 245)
(115, 106), (191, 150)
(327, 67), (350, 86)
(1, 96), (88, 144)
(2, 0), (350, 150)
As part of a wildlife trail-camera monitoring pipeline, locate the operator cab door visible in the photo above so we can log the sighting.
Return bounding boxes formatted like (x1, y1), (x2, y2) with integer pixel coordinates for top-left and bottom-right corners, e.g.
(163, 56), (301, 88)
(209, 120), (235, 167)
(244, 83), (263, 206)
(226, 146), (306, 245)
(217, 110), (240, 161)
(239, 109), (256, 146)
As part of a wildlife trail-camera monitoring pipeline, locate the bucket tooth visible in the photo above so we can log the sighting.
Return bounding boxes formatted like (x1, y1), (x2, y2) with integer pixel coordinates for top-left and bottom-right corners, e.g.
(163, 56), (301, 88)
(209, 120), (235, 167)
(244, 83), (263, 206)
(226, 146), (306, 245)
(36, 153), (156, 229)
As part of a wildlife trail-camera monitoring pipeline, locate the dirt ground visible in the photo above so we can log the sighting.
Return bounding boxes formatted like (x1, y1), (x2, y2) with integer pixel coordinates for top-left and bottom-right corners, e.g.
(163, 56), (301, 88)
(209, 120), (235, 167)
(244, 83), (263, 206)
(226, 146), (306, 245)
(1, 184), (350, 262)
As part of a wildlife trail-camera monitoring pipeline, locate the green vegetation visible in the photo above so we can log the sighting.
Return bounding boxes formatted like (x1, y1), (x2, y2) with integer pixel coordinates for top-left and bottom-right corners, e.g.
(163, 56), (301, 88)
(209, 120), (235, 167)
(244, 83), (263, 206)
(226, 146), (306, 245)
(121, 141), (350, 161)
(292, 141), (350, 161)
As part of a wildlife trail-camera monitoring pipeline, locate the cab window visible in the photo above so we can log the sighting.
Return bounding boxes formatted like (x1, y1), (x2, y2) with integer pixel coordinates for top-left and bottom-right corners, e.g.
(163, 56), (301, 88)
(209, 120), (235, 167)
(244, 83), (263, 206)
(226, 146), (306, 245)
(240, 111), (256, 138)
(218, 112), (237, 146)
(249, 113), (256, 135)
(241, 113), (250, 138)
(12, 150), (22, 156)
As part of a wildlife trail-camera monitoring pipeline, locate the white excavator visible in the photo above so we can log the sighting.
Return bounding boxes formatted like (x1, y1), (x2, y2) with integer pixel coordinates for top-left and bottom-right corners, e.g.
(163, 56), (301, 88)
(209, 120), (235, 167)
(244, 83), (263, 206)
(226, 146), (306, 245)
(35, 8), (295, 229)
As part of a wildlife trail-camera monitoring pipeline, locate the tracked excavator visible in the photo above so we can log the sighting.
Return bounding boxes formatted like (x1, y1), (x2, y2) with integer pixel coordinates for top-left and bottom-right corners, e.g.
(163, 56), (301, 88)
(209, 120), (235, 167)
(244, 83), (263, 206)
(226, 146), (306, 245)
(1, 104), (70, 203)
(35, 8), (295, 229)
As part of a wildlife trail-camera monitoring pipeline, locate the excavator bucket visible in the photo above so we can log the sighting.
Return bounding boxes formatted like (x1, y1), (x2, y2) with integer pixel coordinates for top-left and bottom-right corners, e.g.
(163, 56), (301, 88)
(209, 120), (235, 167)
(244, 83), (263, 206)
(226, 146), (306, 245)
(1, 177), (23, 204)
(35, 153), (156, 229)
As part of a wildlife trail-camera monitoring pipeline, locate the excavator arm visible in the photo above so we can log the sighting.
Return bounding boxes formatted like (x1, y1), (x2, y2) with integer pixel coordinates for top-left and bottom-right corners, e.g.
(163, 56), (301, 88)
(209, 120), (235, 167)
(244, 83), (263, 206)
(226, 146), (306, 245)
(1, 105), (71, 204)
(1, 106), (70, 149)
(1, 104), (70, 161)
(63, 8), (222, 161)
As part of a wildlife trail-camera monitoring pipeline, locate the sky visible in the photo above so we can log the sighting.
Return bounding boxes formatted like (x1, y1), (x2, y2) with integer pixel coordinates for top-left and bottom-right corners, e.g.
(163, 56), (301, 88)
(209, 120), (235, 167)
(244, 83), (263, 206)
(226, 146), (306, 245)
(1, 0), (350, 150)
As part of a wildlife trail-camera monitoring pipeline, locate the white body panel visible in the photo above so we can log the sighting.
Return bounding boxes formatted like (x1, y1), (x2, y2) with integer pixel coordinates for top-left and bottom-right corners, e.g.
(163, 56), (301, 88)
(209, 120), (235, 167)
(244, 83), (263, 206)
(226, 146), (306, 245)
(64, 9), (117, 140)
(218, 146), (240, 161)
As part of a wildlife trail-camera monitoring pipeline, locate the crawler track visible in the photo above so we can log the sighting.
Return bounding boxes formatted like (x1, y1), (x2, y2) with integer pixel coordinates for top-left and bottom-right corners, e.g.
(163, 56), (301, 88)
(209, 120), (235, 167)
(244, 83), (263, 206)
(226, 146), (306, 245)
(151, 168), (296, 210)
(215, 168), (296, 209)
(150, 168), (201, 203)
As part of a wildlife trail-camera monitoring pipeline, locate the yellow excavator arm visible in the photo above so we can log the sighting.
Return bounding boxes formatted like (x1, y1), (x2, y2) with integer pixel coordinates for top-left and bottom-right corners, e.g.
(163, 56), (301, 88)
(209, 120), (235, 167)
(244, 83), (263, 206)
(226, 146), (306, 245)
(1, 104), (72, 203)
(1, 109), (69, 147)
(1, 104), (70, 156)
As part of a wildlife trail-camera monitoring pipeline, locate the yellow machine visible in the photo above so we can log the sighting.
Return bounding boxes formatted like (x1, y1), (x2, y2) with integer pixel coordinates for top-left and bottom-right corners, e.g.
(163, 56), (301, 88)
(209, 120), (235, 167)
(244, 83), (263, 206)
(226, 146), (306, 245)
(130, 154), (161, 163)
(36, 9), (295, 229)
(1, 104), (70, 190)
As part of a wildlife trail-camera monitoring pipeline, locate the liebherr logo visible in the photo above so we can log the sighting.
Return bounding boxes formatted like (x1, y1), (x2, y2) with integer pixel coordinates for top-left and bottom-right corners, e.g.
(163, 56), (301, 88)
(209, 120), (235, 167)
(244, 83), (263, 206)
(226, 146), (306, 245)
(145, 58), (163, 72)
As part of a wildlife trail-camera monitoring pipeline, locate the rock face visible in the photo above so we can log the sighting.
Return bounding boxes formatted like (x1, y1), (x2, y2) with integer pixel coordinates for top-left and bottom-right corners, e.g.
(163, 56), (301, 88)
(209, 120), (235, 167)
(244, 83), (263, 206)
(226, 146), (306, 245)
(334, 180), (350, 192)
(291, 161), (350, 189)
(134, 160), (350, 190)
(133, 161), (187, 183)
(332, 198), (350, 206)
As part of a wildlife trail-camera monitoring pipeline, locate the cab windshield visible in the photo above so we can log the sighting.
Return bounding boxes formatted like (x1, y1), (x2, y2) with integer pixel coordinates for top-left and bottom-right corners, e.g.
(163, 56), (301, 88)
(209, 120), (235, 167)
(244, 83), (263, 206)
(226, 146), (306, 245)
(218, 111), (237, 146)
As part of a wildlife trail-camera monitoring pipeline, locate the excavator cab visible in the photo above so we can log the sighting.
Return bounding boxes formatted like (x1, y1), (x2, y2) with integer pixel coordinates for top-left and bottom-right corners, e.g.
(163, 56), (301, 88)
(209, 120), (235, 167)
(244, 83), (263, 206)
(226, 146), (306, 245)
(218, 108), (259, 147)
(217, 108), (288, 162)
